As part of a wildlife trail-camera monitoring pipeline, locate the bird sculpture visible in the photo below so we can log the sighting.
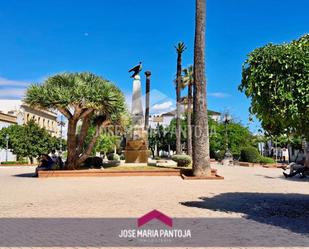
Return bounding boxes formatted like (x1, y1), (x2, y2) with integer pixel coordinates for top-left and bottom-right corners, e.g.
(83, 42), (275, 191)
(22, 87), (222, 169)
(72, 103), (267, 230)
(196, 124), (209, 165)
(128, 62), (142, 78)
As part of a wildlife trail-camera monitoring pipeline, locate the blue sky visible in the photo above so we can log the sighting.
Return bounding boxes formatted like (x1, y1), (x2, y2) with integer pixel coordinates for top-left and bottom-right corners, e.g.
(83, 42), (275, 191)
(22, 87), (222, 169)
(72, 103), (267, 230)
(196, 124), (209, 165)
(0, 0), (308, 132)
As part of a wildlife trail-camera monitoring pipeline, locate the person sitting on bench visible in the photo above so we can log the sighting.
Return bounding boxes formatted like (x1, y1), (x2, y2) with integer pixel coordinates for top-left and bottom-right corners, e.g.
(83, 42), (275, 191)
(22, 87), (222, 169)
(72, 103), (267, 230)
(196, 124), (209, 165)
(283, 152), (309, 178)
(35, 154), (55, 175)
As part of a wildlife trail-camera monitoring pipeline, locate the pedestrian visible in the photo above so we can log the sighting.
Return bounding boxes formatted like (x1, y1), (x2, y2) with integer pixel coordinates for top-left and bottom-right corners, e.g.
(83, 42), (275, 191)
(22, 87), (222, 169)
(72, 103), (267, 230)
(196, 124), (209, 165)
(282, 148), (289, 163)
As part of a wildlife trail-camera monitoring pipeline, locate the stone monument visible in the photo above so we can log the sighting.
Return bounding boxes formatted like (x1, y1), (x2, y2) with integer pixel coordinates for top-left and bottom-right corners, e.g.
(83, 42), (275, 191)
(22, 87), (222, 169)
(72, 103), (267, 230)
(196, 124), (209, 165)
(124, 63), (148, 164)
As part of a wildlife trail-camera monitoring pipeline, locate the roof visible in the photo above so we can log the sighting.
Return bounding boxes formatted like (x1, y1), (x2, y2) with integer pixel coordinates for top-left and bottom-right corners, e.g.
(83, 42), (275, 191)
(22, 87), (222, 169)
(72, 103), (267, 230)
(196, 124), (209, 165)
(0, 112), (17, 124)
(0, 99), (57, 117)
(208, 110), (221, 115)
(161, 110), (176, 117)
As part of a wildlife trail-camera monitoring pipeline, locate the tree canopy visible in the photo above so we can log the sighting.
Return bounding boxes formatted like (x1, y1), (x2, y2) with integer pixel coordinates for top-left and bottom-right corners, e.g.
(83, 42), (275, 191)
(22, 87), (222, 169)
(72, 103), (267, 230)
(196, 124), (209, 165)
(25, 72), (127, 169)
(208, 118), (256, 158)
(148, 116), (255, 159)
(0, 120), (62, 163)
(239, 34), (309, 139)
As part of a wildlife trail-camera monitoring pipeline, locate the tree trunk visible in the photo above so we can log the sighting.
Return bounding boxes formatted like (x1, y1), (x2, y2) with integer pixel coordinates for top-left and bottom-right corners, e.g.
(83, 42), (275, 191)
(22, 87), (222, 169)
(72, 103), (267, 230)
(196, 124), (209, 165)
(187, 82), (193, 157)
(66, 119), (78, 170)
(192, 0), (211, 176)
(305, 144), (309, 168)
(76, 115), (91, 156)
(176, 53), (182, 155)
(77, 120), (108, 166)
(156, 144), (160, 157)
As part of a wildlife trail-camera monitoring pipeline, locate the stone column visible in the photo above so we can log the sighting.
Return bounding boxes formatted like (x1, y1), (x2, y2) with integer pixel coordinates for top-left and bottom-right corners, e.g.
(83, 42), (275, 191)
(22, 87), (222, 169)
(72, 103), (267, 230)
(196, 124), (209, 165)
(144, 71), (151, 130)
(131, 75), (144, 127)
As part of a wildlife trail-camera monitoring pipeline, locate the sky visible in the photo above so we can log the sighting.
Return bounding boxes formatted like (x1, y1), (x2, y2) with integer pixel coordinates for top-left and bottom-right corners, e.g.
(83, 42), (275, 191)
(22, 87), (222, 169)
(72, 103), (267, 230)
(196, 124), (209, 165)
(0, 0), (308, 133)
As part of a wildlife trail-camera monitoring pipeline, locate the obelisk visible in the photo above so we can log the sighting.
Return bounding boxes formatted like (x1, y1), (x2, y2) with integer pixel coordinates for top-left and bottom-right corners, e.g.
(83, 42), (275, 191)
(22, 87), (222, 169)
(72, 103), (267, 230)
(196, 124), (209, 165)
(131, 75), (144, 127)
(125, 63), (148, 164)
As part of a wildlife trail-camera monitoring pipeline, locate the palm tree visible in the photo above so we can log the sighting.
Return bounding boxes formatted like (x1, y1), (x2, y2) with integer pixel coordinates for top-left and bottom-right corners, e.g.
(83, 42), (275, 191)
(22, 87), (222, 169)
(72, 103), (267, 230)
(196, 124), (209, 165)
(182, 66), (193, 156)
(175, 42), (186, 155)
(192, 0), (211, 176)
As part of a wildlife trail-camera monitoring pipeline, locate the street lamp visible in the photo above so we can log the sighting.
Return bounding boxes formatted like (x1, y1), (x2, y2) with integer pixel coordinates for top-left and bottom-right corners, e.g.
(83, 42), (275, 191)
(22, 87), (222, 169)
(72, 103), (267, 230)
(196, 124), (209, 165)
(5, 134), (9, 162)
(222, 113), (233, 165)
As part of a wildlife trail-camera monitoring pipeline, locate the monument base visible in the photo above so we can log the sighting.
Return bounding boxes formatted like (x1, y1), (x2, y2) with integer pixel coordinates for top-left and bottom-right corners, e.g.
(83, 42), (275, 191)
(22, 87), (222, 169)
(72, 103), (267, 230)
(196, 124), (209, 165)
(124, 139), (148, 164)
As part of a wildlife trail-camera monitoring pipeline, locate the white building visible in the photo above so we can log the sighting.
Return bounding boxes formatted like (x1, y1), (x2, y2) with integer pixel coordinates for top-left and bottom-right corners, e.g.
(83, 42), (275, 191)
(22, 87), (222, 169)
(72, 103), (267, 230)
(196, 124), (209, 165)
(0, 112), (17, 162)
(0, 100), (60, 163)
(149, 109), (221, 128)
(0, 100), (59, 137)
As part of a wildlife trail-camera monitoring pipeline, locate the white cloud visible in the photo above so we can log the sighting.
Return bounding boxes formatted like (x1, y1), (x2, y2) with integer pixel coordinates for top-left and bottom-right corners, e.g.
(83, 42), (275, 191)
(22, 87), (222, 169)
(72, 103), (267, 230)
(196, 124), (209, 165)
(125, 88), (174, 113)
(124, 93), (133, 111)
(152, 101), (173, 111)
(0, 77), (30, 87)
(208, 92), (231, 98)
(0, 76), (30, 99)
(0, 89), (25, 99)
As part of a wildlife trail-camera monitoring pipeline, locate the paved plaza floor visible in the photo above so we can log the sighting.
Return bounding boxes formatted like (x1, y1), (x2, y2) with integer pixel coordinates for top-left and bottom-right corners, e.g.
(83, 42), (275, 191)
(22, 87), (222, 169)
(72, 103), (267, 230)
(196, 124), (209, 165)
(0, 165), (308, 248)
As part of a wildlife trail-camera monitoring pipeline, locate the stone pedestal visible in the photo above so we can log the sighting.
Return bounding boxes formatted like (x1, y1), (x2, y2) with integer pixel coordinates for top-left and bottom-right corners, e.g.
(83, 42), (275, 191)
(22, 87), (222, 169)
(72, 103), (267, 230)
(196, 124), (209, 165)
(125, 75), (148, 164)
(125, 139), (148, 163)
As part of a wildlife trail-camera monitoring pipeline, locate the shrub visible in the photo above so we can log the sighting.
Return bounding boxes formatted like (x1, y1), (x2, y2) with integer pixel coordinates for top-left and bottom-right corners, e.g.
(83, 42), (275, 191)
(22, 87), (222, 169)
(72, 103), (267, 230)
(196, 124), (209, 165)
(113, 154), (120, 161)
(259, 156), (275, 164)
(83, 157), (103, 169)
(51, 163), (60, 170)
(215, 150), (226, 161)
(233, 153), (240, 160)
(172, 155), (192, 167)
(107, 153), (120, 161)
(240, 147), (260, 163)
(210, 149), (217, 159)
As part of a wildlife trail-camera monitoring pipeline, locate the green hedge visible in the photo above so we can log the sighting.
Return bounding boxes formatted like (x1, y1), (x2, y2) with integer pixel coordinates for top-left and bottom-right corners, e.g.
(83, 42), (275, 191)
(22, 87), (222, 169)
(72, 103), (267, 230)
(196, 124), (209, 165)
(172, 155), (192, 167)
(259, 156), (275, 164)
(240, 147), (260, 163)
(0, 161), (28, 165)
(240, 147), (275, 164)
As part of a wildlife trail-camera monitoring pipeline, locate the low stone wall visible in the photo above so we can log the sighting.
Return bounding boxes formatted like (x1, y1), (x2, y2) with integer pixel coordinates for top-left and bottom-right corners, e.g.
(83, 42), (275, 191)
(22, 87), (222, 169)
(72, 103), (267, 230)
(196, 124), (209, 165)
(238, 162), (284, 168)
(38, 168), (182, 178)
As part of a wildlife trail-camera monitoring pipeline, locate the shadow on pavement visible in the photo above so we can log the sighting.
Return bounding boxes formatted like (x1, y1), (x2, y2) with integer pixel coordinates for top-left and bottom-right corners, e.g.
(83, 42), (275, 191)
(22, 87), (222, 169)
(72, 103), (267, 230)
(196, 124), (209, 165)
(13, 173), (36, 178)
(181, 192), (309, 235)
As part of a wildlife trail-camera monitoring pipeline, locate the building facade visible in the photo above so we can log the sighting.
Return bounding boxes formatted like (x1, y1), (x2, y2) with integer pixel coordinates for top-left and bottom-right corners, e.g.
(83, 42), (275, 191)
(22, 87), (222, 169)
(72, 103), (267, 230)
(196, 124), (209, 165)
(149, 109), (221, 129)
(0, 100), (59, 137)
(0, 112), (17, 162)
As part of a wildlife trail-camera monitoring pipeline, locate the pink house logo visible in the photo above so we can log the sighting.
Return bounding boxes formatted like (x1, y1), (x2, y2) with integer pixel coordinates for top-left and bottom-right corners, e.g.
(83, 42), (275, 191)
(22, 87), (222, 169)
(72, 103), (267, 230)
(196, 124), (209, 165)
(137, 210), (173, 227)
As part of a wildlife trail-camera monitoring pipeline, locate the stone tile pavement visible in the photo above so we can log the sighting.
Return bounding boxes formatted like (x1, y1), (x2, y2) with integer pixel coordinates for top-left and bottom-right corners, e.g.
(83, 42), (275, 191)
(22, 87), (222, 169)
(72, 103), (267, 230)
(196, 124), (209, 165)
(0, 165), (308, 248)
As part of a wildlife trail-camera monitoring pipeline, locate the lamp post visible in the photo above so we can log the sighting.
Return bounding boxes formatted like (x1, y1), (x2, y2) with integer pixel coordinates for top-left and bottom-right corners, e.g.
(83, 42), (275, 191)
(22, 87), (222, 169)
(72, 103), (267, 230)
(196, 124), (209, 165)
(5, 134), (9, 162)
(222, 113), (233, 165)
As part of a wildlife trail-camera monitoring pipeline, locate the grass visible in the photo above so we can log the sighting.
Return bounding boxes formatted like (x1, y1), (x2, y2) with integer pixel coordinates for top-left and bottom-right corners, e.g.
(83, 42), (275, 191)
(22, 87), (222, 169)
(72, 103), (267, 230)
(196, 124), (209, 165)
(77, 160), (193, 171)
(106, 166), (162, 171)
(104, 165), (183, 171)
